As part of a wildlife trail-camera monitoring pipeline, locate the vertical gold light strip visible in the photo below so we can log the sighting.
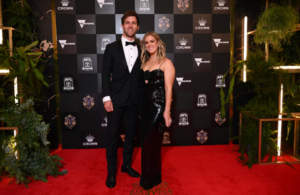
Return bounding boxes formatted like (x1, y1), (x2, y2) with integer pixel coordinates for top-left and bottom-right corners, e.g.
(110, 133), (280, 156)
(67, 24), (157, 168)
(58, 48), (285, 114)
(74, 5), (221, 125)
(9, 28), (13, 56)
(51, 0), (62, 147)
(277, 84), (283, 156)
(14, 77), (18, 104)
(243, 16), (248, 82)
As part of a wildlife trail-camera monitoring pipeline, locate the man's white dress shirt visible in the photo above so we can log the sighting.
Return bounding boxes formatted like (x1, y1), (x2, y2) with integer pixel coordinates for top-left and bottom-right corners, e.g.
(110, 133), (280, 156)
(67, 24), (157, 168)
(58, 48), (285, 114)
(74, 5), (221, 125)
(102, 36), (138, 103)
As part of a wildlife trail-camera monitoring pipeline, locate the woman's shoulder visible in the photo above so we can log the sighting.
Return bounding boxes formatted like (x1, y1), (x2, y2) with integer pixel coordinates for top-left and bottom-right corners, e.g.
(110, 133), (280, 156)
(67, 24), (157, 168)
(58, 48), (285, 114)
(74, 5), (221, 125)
(161, 58), (174, 67)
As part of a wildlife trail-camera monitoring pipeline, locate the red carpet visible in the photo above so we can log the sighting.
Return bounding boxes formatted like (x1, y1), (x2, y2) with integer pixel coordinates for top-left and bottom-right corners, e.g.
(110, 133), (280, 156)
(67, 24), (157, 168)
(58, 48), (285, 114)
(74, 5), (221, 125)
(1, 144), (300, 195)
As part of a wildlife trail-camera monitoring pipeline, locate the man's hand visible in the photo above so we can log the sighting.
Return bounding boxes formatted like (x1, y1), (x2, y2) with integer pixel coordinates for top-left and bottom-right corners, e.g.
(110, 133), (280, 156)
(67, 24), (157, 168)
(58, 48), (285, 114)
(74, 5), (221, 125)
(104, 100), (114, 112)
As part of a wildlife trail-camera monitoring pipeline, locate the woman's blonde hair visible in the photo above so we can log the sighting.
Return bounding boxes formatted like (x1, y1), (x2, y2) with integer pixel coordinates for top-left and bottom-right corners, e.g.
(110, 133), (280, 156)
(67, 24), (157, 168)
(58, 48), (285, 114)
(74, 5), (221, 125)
(140, 31), (166, 69)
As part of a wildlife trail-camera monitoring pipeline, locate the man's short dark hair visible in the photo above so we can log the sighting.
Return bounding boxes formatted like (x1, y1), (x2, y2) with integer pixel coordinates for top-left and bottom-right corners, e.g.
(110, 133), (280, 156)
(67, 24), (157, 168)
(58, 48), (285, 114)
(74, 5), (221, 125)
(121, 10), (140, 26)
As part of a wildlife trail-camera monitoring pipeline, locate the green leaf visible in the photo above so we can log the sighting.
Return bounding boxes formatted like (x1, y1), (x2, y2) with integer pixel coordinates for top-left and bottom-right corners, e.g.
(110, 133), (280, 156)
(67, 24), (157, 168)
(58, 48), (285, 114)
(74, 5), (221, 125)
(24, 56), (29, 71)
(4, 58), (10, 69)
(33, 68), (48, 87)
(23, 0), (32, 12)
(29, 60), (37, 68)
(225, 75), (235, 103)
(27, 52), (43, 56)
(16, 47), (26, 59)
(17, 59), (25, 71)
(25, 40), (38, 51)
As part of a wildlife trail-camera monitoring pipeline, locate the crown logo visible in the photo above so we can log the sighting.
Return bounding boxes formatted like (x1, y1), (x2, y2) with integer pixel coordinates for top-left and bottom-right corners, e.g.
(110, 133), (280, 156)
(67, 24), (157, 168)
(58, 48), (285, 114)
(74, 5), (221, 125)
(217, 0), (226, 6)
(85, 134), (95, 142)
(60, 0), (70, 6)
(198, 18), (207, 26)
(179, 38), (188, 46)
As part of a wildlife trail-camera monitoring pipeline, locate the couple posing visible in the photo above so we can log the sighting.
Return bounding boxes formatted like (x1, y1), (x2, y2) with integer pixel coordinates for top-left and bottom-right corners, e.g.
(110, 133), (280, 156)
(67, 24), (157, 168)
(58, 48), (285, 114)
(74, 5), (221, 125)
(102, 10), (175, 190)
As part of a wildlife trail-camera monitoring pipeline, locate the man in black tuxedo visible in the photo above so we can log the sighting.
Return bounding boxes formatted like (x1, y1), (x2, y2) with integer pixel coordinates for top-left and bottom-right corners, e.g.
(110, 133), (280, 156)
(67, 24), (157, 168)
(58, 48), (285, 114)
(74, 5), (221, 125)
(102, 10), (142, 188)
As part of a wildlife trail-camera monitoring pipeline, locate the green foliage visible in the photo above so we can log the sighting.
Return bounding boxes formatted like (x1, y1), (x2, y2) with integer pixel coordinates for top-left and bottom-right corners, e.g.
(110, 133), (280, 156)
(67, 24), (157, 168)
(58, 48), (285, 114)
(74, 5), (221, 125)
(244, 48), (294, 97)
(233, 115), (278, 169)
(281, 31), (300, 65)
(0, 40), (48, 104)
(234, 94), (279, 169)
(233, 48), (299, 168)
(0, 99), (67, 187)
(254, 4), (299, 49)
(220, 65), (241, 119)
(0, 133), (15, 182)
(4, 0), (37, 47)
(282, 84), (300, 140)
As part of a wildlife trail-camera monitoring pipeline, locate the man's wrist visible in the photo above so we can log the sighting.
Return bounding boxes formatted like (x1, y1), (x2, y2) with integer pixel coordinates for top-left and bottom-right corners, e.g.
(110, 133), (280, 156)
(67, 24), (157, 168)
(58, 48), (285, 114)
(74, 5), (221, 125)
(102, 96), (111, 103)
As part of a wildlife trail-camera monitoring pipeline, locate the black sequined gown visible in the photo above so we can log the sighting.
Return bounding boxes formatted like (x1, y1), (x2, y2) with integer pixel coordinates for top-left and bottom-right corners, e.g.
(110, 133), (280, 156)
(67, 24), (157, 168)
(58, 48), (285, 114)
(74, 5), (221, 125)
(140, 68), (165, 190)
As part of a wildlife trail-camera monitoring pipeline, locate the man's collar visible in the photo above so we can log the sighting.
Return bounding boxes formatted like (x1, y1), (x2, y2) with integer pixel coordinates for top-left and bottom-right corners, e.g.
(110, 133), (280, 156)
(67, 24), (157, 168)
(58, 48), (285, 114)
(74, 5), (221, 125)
(122, 35), (135, 43)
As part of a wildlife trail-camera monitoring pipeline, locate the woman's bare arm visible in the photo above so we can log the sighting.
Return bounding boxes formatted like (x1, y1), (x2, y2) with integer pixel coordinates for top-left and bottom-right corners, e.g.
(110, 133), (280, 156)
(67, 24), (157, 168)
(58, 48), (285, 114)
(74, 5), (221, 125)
(162, 59), (175, 127)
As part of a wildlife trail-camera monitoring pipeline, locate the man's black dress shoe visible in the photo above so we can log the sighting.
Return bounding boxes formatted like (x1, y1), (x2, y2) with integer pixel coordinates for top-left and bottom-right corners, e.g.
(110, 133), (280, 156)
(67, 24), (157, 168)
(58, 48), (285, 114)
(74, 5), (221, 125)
(121, 166), (141, 178)
(106, 171), (116, 188)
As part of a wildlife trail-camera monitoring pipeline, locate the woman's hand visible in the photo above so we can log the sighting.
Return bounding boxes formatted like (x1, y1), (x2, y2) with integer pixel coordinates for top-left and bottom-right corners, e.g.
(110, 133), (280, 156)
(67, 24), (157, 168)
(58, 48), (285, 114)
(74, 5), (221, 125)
(163, 112), (172, 127)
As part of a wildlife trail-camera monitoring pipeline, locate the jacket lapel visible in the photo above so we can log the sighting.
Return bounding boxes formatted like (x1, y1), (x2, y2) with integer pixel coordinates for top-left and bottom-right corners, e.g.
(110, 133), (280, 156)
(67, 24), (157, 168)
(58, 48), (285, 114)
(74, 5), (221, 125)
(118, 40), (129, 72)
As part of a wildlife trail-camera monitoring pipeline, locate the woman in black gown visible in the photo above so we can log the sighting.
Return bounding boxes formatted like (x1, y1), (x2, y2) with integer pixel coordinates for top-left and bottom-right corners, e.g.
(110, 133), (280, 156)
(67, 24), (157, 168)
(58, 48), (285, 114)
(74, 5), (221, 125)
(139, 31), (175, 190)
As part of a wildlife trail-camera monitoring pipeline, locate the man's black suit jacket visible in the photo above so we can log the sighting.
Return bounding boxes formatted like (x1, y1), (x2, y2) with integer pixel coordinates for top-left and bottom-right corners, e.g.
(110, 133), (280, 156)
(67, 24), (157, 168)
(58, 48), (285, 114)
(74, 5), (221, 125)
(102, 39), (143, 105)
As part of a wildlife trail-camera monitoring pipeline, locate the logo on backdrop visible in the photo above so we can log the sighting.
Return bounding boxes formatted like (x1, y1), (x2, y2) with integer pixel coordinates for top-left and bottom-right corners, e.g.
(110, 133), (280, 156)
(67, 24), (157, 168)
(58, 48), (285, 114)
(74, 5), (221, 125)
(58, 40), (75, 49)
(194, 58), (210, 67)
(179, 113), (189, 126)
(197, 94), (207, 107)
(63, 77), (74, 90)
(215, 112), (226, 125)
(59, 0), (73, 10)
(215, 0), (229, 10)
(176, 38), (191, 50)
(83, 134), (98, 146)
(64, 114), (76, 129)
(77, 20), (95, 28)
(158, 16), (170, 32)
(176, 77), (191, 86)
(82, 57), (93, 71)
(214, 39), (229, 47)
(83, 95), (95, 110)
(177, 0), (189, 12)
(162, 132), (170, 145)
(197, 130), (208, 144)
(195, 18), (210, 30)
(216, 75), (226, 88)
(101, 37), (111, 51)
(97, 0), (114, 8)
(140, 0), (150, 11)
(101, 117), (108, 127)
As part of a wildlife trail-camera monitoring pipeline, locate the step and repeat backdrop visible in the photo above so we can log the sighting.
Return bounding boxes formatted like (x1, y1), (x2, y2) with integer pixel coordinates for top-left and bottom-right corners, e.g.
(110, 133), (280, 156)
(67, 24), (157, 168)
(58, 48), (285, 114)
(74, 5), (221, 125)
(55, 0), (230, 149)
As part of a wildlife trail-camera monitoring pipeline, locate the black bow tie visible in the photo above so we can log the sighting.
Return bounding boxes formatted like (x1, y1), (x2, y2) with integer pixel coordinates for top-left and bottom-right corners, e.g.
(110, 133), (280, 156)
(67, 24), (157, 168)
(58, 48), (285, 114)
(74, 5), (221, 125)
(126, 41), (137, 46)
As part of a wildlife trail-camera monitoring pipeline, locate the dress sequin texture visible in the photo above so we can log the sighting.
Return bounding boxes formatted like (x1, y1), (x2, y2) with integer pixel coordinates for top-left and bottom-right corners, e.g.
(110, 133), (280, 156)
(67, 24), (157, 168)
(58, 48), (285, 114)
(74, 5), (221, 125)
(140, 68), (165, 190)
